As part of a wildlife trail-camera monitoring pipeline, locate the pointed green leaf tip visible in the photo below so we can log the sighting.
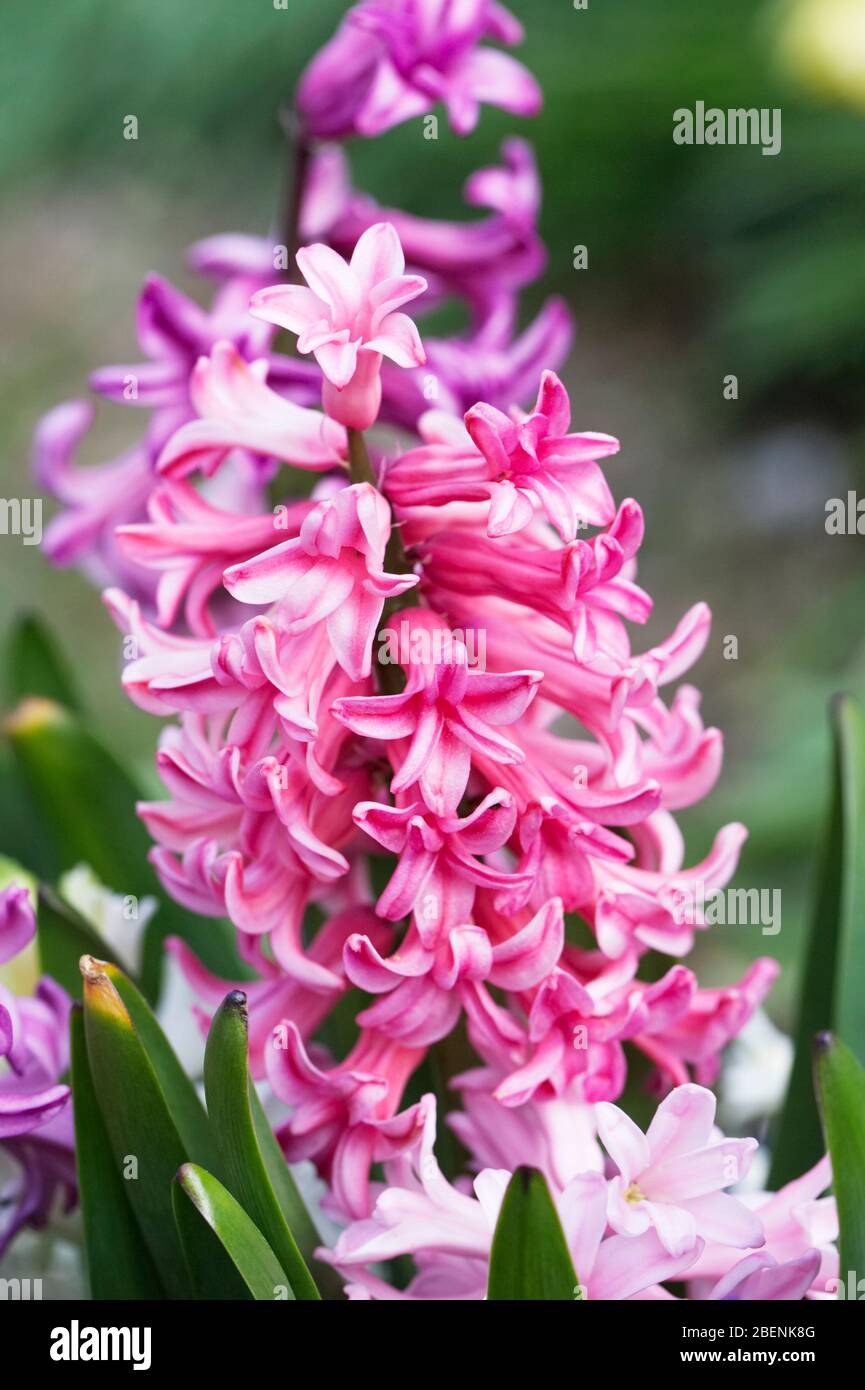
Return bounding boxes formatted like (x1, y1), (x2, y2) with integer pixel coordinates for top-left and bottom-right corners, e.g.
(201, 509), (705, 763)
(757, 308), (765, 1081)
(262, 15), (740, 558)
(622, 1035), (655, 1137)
(203, 990), (328, 1299)
(487, 1166), (578, 1301)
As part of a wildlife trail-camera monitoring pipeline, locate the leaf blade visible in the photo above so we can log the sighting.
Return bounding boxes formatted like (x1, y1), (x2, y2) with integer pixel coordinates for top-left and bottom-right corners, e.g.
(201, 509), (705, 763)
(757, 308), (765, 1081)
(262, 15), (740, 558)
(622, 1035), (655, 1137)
(172, 1164), (294, 1302)
(103, 959), (220, 1173)
(815, 1033), (865, 1281)
(81, 954), (193, 1299)
(70, 1005), (166, 1300)
(487, 1166), (578, 1301)
(832, 698), (865, 1062)
(771, 694), (865, 1186)
(203, 991), (322, 1300)
(5, 613), (81, 711)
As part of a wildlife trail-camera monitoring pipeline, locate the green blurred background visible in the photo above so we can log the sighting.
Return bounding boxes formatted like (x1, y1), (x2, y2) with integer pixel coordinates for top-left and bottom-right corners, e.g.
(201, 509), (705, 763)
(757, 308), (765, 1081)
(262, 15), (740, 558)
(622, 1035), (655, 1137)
(2, 0), (865, 1021)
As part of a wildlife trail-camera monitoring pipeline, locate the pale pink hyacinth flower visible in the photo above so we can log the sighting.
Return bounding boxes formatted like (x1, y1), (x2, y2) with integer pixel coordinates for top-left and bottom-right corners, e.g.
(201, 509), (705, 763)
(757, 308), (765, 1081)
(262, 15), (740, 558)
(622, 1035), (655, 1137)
(322, 1086), (833, 1301)
(296, 0), (542, 140)
(250, 222), (427, 430)
(708, 1250), (822, 1302)
(597, 1083), (764, 1257)
(685, 1153), (838, 1297)
(33, 137), (561, 597)
(322, 1094), (706, 1300)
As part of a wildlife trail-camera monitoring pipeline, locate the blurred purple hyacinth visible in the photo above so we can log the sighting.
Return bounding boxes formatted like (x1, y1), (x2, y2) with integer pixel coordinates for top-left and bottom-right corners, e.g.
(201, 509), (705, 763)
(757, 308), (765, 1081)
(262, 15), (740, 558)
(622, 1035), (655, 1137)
(296, 0), (541, 139)
(0, 884), (75, 1255)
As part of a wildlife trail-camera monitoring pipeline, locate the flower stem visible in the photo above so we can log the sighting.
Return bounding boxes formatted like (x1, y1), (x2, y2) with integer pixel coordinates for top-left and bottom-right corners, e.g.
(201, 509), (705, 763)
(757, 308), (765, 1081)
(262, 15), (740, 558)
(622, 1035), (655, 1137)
(347, 427), (377, 486)
(346, 428), (414, 693)
(278, 105), (310, 280)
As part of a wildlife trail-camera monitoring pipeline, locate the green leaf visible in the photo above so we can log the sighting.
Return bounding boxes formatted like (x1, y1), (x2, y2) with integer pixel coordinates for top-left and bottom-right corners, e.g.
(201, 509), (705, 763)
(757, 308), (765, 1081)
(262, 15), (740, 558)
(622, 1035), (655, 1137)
(4, 696), (250, 998)
(832, 698), (865, 1064)
(815, 1033), (865, 1282)
(0, 742), (56, 880)
(4, 698), (168, 972)
(5, 613), (81, 711)
(487, 1167), (579, 1301)
(81, 955), (194, 1299)
(36, 884), (108, 999)
(172, 1164), (294, 1301)
(70, 1006), (166, 1300)
(102, 959), (220, 1173)
(771, 695), (865, 1186)
(203, 991), (321, 1300)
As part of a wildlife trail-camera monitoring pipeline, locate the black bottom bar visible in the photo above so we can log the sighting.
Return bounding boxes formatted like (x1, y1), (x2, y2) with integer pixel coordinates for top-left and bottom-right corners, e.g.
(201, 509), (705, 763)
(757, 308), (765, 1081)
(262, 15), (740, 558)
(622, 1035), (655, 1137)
(0, 1294), (857, 1375)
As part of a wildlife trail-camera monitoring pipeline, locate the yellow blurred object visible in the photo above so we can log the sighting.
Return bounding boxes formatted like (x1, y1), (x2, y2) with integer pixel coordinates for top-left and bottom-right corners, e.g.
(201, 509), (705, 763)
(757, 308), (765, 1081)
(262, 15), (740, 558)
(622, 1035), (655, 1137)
(0, 857), (39, 996)
(2, 696), (65, 736)
(777, 0), (865, 109)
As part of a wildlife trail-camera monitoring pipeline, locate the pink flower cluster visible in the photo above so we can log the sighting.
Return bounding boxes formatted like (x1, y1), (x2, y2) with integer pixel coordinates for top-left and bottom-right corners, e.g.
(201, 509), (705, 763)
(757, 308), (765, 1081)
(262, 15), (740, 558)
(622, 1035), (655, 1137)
(0, 885), (75, 1254)
(323, 1085), (836, 1300)
(32, 0), (831, 1297)
(94, 279), (778, 1221)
